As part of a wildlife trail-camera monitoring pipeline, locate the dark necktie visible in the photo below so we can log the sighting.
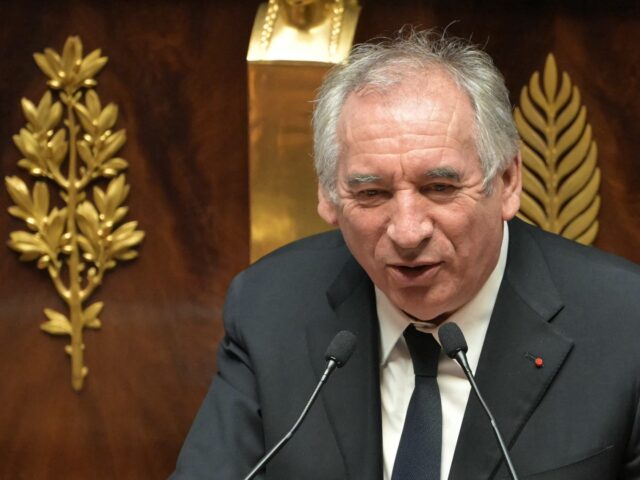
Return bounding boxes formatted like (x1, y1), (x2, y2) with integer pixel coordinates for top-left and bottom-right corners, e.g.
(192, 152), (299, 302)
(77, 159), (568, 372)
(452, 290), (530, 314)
(391, 325), (442, 480)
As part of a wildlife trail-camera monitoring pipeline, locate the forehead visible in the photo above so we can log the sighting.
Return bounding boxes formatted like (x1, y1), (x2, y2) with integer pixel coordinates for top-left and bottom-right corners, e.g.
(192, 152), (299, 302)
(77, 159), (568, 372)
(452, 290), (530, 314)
(337, 69), (476, 153)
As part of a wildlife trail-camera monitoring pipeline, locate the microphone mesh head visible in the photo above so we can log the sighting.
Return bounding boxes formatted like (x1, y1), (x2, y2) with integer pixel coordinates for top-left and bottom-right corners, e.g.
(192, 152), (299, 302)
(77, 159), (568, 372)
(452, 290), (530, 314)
(325, 330), (357, 367)
(438, 322), (468, 359)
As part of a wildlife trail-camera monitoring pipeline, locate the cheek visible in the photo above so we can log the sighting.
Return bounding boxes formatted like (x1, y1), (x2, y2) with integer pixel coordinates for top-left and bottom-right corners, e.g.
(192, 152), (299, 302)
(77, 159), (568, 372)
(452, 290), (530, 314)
(432, 202), (475, 237)
(433, 203), (497, 257)
(446, 206), (503, 268)
(338, 210), (388, 256)
(340, 204), (388, 234)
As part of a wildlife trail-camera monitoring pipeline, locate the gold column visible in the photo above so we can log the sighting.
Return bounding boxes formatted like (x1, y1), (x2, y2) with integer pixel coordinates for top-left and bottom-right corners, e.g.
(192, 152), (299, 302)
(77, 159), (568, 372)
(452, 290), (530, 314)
(247, 0), (360, 262)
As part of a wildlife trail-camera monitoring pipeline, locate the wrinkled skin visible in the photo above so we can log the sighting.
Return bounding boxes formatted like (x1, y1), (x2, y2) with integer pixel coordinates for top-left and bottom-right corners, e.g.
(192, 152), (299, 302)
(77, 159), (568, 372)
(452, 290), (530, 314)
(318, 70), (521, 322)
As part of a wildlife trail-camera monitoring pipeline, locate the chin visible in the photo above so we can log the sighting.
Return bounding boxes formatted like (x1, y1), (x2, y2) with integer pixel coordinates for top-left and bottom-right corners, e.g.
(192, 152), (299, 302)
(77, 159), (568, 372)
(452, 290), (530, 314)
(389, 296), (442, 321)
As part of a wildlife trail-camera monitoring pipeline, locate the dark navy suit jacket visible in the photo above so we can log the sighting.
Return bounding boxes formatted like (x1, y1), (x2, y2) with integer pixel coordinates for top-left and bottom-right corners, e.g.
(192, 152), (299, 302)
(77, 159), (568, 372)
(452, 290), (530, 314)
(172, 219), (640, 479)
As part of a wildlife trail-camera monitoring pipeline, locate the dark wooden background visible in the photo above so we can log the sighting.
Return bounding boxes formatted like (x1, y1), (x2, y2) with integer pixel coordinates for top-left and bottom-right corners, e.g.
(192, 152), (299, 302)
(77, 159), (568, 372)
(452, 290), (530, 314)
(1, 1), (639, 478)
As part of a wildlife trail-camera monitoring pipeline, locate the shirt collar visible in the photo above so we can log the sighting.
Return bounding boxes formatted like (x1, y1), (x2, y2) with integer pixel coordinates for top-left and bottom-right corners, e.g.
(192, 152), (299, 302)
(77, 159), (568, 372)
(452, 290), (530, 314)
(377, 222), (510, 367)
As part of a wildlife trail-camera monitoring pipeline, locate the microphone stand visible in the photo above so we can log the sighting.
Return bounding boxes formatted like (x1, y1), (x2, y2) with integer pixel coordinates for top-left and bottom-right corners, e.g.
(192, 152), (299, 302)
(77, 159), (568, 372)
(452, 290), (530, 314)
(452, 351), (519, 480)
(241, 359), (338, 480)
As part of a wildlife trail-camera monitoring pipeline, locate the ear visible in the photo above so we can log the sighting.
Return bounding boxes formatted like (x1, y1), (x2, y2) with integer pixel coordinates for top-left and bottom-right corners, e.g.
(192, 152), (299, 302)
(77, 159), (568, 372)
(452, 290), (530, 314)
(500, 152), (522, 220)
(317, 184), (338, 226)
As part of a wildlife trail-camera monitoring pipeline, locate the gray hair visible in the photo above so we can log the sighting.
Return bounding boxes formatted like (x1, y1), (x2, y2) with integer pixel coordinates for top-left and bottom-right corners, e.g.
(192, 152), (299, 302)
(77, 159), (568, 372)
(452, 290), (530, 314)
(312, 27), (520, 202)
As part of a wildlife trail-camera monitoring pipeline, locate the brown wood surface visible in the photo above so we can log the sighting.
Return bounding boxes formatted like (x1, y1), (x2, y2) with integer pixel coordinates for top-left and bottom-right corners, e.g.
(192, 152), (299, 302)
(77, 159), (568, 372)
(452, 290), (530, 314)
(0, 1), (258, 478)
(0, 1), (639, 479)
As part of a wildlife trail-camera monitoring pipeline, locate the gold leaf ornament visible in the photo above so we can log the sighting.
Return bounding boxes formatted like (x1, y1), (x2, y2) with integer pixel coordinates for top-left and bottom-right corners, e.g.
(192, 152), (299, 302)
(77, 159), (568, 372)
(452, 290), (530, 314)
(4, 36), (144, 391)
(33, 37), (107, 91)
(515, 53), (600, 245)
(42, 309), (72, 335)
(13, 91), (68, 185)
(83, 301), (104, 329)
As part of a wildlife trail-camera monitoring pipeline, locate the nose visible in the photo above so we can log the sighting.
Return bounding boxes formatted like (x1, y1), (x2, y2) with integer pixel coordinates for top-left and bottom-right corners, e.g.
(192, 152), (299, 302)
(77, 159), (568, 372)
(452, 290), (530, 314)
(386, 193), (433, 250)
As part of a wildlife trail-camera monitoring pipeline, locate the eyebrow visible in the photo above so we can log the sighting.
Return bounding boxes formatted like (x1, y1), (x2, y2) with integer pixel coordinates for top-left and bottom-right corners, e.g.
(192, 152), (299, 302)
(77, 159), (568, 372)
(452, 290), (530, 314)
(425, 167), (461, 182)
(346, 167), (461, 186)
(346, 174), (382, 186)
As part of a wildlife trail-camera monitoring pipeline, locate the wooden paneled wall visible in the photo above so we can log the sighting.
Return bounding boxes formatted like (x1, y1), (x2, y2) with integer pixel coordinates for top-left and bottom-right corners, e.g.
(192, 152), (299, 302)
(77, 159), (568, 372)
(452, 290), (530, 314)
(0, 1), (638, 478)
(0, 1), (256, 478)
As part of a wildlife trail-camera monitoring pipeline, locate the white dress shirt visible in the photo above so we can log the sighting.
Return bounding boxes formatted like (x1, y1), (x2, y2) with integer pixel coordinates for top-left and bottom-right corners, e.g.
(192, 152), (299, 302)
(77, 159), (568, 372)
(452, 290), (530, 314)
(378, 223), (509, 480)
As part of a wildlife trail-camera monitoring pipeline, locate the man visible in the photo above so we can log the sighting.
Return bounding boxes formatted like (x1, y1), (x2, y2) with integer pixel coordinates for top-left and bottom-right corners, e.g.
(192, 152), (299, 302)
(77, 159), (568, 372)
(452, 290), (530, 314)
(172, 29), (640, 479)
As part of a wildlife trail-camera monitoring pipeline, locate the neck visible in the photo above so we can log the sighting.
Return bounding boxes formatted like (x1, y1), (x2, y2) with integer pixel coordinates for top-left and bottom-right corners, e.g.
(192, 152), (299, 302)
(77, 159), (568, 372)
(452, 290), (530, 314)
(404, 310), (451, 326)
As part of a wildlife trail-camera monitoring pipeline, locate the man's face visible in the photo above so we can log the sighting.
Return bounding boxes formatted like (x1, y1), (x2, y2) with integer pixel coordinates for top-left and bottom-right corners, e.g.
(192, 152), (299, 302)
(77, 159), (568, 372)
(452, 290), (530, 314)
(318, 70), (521, 322)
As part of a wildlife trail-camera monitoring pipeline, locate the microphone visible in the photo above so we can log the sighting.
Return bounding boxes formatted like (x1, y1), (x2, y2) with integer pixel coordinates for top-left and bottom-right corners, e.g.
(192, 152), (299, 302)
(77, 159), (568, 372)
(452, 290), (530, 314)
(438, 322), (519, 480)
(241, 330), (357, 480)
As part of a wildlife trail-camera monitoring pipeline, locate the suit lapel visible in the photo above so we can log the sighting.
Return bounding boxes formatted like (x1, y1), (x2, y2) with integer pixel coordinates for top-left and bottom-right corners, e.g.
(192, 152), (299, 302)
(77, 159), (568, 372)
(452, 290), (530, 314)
(305, 255), (383, 480)
(449, 220), (574, 480)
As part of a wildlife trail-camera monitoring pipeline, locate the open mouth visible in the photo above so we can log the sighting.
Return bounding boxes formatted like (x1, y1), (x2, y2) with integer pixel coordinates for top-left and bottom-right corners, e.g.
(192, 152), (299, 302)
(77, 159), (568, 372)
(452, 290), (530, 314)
(389, 263), (442, 279)
(394, 265), (431, 276)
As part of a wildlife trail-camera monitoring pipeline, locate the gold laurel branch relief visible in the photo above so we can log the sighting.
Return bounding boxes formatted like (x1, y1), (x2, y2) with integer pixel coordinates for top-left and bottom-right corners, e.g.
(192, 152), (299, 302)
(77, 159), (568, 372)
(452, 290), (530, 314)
(5, 36), (144, 391)
(514, 53), (600, 245)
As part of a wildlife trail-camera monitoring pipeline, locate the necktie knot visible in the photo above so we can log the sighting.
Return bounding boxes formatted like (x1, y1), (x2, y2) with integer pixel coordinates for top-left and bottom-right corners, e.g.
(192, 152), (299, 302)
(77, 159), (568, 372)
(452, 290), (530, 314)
(403, 325), (441, 377)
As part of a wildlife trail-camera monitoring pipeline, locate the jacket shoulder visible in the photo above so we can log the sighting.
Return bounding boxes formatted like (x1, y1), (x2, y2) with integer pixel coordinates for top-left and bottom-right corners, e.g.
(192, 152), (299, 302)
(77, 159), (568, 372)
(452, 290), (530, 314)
(515, 219), (640, 278)
(223, 230), (356, 330)
(245, 229), (351, 281)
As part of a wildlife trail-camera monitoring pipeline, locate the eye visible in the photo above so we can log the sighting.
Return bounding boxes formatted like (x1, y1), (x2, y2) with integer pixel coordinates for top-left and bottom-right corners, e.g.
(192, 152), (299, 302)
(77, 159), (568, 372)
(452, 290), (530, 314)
(353, 188), (390, 206)
(353, 188), (385, 199)
(421, 183), (455, 194)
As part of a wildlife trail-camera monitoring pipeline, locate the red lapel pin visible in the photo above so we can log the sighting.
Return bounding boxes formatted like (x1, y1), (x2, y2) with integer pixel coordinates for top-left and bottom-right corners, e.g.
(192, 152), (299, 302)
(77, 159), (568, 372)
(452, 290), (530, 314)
(525, 352), (544, 368)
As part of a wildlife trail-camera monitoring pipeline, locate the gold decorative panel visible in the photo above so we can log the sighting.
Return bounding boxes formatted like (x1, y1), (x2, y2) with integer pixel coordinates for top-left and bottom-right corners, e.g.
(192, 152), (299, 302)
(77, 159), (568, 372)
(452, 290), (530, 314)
(247, 0), (360, 64)
(515, 53), (600, 245)
(5, 37), (144, 391)
(247, 0), (360, 262)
